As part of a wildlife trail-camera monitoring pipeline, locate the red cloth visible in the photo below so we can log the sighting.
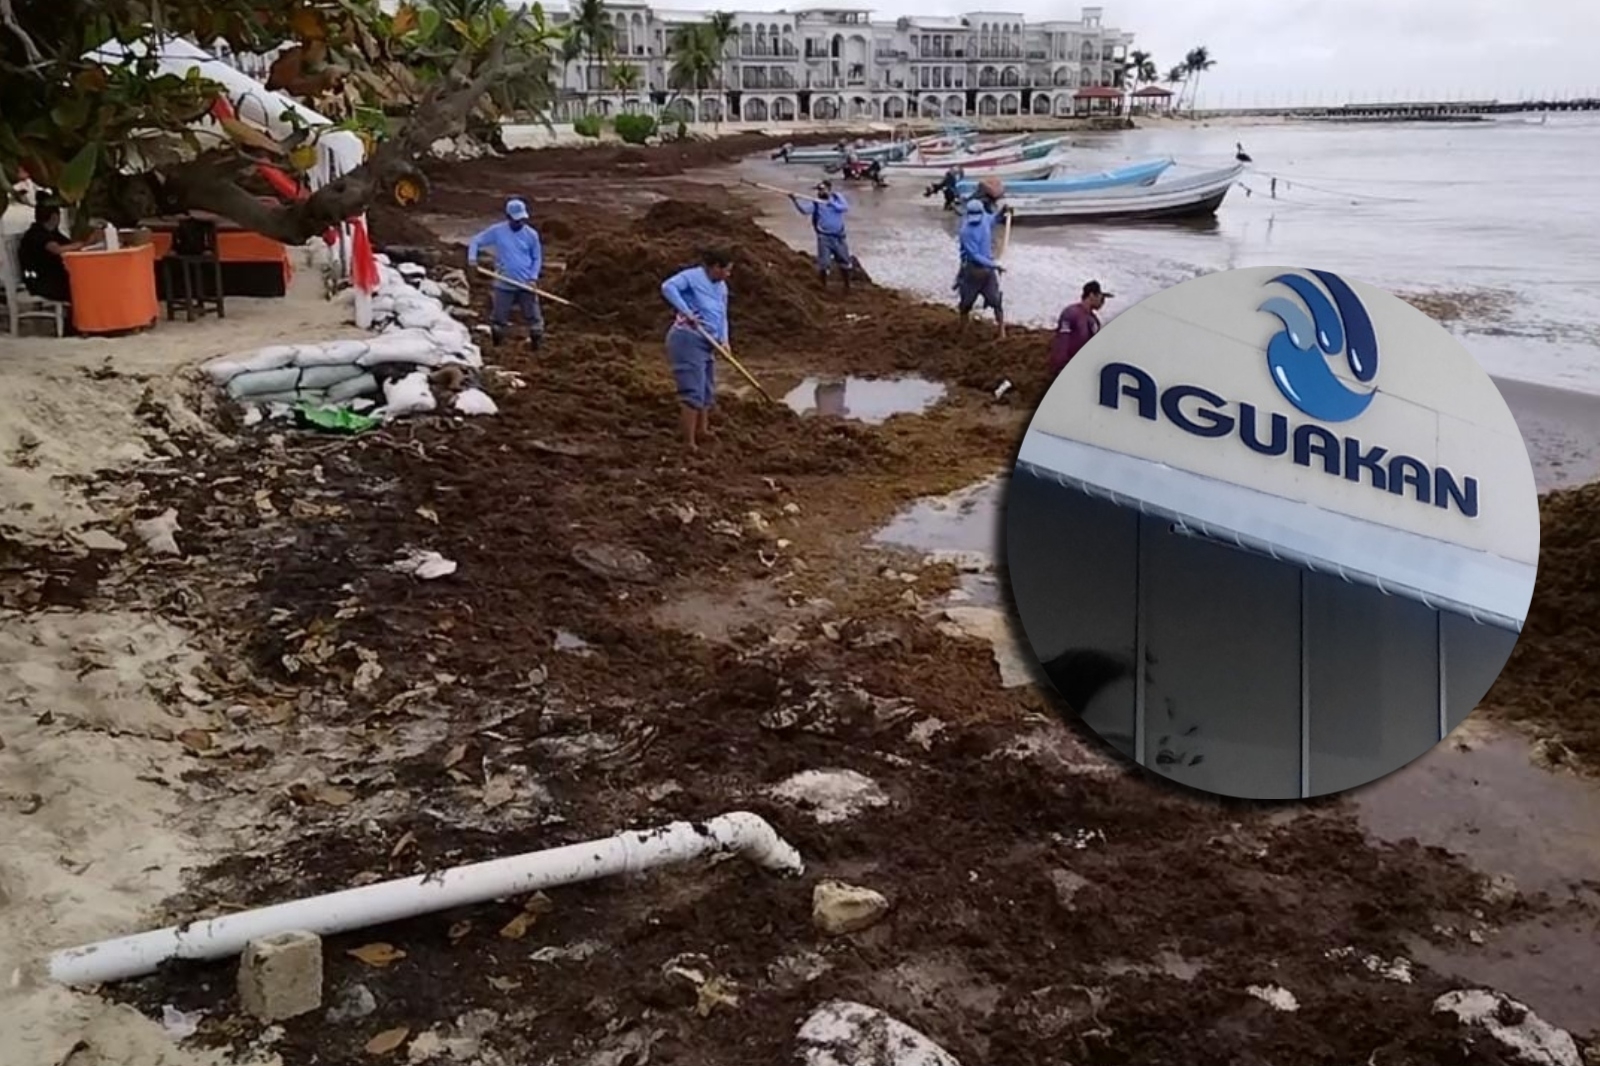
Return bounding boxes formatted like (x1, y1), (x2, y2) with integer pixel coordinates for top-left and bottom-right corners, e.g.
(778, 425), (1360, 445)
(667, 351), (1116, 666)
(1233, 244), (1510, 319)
(349, 216), (380, 294)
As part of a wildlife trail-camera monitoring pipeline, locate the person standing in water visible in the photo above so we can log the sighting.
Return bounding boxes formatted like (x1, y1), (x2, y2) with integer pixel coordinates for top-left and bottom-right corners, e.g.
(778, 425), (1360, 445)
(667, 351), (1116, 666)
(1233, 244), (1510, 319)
(466, 197), (544, 351)
(660, 248), (734, 451)
(789, 179), (853, 292)
(955, 199), (1006, 338)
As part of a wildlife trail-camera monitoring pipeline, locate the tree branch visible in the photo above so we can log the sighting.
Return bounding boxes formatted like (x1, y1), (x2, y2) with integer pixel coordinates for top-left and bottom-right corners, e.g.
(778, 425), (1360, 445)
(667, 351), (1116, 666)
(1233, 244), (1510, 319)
(0, 0), (43, 65)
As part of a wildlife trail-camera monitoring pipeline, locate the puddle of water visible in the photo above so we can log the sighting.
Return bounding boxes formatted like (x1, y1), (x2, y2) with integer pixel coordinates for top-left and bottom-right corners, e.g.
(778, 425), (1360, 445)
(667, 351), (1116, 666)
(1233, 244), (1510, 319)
(874, 475), (1006, 608)
(1355, 719), (1600, 896)
(782, 375), (947, 424)
(1354, 718), (1600, 1034)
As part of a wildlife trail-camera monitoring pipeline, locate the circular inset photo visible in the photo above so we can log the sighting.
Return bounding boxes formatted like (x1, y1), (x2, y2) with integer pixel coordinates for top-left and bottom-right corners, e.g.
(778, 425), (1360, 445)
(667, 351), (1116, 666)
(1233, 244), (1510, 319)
(1006, 267), (1541, 800)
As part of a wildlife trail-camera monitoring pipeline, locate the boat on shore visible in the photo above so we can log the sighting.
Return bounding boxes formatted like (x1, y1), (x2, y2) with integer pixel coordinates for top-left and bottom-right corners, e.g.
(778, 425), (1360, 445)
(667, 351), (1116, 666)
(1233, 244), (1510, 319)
(776, 139), (918, 164)
(955, 157), (1172, 198)
(1004, 162), (1246, 223)
(890, 137), (1067, 177)
(920, 132), (1031, 157)
(908, 151), (1068, 182)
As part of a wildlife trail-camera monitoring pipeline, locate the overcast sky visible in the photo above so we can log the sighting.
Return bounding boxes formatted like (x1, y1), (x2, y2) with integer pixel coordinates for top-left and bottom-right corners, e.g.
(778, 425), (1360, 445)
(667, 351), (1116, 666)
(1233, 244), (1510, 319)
(659, 0), (1596, 104)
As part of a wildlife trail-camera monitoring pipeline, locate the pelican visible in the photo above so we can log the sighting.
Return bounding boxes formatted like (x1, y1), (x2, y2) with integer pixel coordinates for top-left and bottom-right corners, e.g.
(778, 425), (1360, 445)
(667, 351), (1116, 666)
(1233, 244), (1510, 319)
(1235, 142), (1253, 163)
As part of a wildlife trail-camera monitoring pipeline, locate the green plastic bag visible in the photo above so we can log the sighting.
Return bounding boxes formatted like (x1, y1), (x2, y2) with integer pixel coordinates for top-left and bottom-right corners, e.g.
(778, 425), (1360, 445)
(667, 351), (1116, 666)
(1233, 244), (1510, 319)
(293, 402), (381, 435)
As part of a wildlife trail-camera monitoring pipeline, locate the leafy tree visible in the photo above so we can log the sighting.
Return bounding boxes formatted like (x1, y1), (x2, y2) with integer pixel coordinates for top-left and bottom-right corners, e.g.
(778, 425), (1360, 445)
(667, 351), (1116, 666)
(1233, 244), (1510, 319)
(0, 0), (558, 242)
(705, 11), (736, 127)
(608, 60), (641, 111)
(1181, 46), (1216, 114)
(570, 0), (615, 115)
(666, 23), (719, 128)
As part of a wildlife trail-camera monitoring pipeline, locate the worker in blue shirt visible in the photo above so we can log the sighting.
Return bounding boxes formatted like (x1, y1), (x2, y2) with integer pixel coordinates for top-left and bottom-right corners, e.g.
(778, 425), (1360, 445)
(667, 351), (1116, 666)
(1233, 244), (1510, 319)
(789, 179), (854, 292)
(660, 248), (734, 450)
(955, 198), (1009, 338)
(466, 197), (544, 351)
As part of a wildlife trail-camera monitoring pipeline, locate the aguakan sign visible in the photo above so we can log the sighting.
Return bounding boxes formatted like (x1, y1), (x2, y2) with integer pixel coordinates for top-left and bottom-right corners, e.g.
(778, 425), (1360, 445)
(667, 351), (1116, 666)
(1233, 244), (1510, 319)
(1026, 266), (1537, 561)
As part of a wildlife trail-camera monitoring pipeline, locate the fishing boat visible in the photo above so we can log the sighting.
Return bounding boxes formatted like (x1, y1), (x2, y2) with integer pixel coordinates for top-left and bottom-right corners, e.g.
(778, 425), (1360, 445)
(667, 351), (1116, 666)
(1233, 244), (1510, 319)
(775, 138), (917, 165)
(920, 132), (1031, 157)
(890, 138), (1066, 176)
(1004, 163), (1247, 223)
(955, 157), (1172, 198)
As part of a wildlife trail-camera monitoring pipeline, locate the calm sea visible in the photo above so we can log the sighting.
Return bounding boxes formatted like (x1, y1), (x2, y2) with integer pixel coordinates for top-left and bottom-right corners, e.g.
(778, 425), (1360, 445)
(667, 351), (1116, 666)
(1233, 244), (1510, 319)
(736, 113), (1600, 395)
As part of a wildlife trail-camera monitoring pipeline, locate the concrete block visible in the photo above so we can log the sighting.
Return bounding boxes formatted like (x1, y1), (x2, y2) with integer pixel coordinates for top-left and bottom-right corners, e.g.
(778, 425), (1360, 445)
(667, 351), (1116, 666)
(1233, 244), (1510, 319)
(238, 930), (324, 1021)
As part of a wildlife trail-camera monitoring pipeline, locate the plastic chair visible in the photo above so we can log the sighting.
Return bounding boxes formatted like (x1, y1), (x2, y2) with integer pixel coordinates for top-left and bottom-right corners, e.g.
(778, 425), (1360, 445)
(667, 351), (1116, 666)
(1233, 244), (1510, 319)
(0, 232), (68, 337)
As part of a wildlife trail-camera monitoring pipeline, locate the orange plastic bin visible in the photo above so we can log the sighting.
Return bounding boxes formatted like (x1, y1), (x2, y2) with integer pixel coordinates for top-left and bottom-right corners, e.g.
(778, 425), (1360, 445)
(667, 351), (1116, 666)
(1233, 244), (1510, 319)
(62, 243), (159, 334)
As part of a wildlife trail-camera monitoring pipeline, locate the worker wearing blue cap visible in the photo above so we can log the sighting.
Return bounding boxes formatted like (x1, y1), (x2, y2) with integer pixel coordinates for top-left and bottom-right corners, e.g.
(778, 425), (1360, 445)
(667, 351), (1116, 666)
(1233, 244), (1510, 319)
(955, 197), (1006, 337)
(467, 197), (545, 351)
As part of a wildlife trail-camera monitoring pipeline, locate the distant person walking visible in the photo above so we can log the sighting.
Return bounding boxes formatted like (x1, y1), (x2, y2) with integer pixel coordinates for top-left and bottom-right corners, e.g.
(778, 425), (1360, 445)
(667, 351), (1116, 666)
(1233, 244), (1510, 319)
(790, 179), (854, 292)
(467, 197), (544, 351)
(660, 248), (734, 451)
(1047, 280), (1113, 378)
(955, 199), (1006, 338)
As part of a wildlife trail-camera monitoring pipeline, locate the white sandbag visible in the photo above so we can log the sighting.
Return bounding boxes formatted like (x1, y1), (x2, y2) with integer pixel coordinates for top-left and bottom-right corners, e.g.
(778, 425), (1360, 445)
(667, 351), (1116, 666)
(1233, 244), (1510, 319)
(375, 253), (392, 266)
(227, 364), (367, 400)
(398, 263), (427, 281)
(419, 279), (443, 299)
(398, 305), (448, 331)
(360, 330), (445, 367)
(243, 389), (326, 406)
(382, 369), (437, 419)
(454, 388), (499, 416)
(328, 373), (380, 402)
(202, 344), (300, 384)
(293, 339), (373, 367)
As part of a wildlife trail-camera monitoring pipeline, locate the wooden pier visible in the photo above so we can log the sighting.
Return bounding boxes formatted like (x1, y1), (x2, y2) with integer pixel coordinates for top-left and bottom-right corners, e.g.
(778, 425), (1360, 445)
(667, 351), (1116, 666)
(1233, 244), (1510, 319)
(1198, 98), (1599, 122)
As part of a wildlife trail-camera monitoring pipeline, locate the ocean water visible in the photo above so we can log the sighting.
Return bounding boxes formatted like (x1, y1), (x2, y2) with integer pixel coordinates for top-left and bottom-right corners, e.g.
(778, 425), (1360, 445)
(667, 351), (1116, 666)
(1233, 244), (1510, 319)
(734, 113), (1600, 395)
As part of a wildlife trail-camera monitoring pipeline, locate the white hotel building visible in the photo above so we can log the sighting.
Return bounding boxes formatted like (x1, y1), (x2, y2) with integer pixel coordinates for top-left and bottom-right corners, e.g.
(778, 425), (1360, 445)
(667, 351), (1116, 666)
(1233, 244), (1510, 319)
(545, 3), (1134, 124)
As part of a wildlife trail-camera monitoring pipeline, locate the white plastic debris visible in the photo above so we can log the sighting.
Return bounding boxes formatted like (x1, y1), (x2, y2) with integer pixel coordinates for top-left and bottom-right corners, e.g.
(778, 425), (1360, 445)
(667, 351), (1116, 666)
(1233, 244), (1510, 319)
(161, 1004), (205, 1039)
(1246, 985), (1299, 1012)
(382, 370), (438, 420)
(768, 769), (889, 825)
(133, 510), (182, 556)
(454, 388), (499, 416)
(1434, 990), (1580, 1066)
(797, 1002), (961, 1066)
(389, 548), (457, 580)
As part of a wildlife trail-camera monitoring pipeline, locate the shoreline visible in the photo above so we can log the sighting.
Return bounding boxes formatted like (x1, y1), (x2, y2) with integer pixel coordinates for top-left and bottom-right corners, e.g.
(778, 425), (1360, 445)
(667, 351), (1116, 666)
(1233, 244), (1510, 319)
(3, 135), (1599, 1065)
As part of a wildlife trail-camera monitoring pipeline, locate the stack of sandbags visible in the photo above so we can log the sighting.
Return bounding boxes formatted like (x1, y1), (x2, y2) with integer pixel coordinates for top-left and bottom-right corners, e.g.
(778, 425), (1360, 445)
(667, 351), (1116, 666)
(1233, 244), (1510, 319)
(203, 252), (493, 421)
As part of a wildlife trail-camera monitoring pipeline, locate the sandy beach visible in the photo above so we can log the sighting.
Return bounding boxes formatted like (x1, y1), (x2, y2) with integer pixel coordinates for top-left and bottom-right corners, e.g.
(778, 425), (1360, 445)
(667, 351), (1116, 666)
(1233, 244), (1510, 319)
(3, 135), (1599, 1066)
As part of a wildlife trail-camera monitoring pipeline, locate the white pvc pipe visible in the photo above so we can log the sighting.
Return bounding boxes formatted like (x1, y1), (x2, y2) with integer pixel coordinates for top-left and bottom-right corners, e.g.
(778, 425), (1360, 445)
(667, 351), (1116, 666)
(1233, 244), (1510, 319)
(48, 812), (804, 986)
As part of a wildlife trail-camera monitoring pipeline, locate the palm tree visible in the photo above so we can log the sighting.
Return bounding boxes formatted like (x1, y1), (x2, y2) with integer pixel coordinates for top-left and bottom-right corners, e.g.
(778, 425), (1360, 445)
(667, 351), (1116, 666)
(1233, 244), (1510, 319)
(609, 61), (641, 112)
(1123, 48), (1156, 113)
(572, 0), (616, 116)
(668, 23), (720, 130)
(1182, 46), (1216, 115)
(706, 11), (737, 128)
(1162, 64), (1186, 114)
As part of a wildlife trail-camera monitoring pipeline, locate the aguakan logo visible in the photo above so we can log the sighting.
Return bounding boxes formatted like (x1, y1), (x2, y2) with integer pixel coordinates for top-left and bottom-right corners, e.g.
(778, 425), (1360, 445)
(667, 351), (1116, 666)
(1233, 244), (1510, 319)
(1257, 270), (1379, 423)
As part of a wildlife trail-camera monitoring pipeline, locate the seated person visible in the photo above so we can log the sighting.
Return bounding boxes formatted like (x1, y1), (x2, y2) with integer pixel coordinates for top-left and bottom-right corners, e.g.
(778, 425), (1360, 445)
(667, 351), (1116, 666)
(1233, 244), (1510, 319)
(19, 205), (101, 304)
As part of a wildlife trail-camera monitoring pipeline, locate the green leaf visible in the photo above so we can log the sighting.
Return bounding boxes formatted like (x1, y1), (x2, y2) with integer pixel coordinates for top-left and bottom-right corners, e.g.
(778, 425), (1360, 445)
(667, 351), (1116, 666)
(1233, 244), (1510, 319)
(51, 96), (93, 134)
(416, 6), (441, 40)
(58, 142), (100, 203)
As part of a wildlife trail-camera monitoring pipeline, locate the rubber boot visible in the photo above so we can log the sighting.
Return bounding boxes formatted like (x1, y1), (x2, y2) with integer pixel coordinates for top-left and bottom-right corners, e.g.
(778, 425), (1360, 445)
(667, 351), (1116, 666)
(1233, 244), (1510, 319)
(818, 269), (828, 289)
(490, 324), (507, 346)
(529, 332), (543, 353)
(841, 269), (853, 294)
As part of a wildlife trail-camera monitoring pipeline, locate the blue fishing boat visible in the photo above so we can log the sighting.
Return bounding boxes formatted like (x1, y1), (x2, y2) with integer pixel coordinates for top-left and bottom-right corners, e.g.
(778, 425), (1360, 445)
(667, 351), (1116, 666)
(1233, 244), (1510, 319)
(955, 158), (1173, 198)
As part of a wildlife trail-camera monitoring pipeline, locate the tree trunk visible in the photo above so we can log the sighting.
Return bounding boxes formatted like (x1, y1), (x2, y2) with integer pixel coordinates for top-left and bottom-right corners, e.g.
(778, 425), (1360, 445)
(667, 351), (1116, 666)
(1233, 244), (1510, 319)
(147, 7), (527, 245)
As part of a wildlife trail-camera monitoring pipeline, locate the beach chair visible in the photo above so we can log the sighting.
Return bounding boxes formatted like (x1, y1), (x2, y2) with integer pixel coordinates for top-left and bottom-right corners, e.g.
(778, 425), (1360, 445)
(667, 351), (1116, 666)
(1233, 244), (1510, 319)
(0, 231), (68, 338)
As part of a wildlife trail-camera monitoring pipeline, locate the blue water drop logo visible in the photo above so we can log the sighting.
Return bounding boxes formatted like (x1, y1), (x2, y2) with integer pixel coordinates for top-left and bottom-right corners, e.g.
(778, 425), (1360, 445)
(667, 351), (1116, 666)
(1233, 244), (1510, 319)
(1257, 269), (1379, 422)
